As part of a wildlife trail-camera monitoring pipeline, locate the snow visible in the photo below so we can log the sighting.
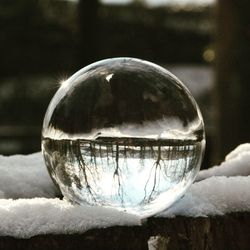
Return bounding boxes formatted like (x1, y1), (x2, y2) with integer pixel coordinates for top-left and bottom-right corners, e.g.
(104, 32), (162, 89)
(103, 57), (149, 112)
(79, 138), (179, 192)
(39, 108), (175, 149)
(0, 152), (58, 199)
(0, 143), (249, 238)
(148, 235), (168, 250)
(160, 143), (250, 217)
(196, 143), (250, 181)
(43, 117), (202, 140)
(0, 198), (140, 238)
(161, 176), (250, 217)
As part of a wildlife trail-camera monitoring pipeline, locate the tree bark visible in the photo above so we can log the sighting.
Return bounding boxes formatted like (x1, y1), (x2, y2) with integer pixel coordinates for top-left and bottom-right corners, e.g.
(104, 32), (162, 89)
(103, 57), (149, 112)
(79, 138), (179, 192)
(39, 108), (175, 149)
(215, 0), (250, 162)
(0, 212), (250, 250)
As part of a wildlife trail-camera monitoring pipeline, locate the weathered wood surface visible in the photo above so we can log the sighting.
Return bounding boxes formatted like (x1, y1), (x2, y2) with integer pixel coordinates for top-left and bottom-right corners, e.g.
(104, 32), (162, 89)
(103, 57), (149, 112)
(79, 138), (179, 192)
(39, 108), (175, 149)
(0, 212), (250, 250)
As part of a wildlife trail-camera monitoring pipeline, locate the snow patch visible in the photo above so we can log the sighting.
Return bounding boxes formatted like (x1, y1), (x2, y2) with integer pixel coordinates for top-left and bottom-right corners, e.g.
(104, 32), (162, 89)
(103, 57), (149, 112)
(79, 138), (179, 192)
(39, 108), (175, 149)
(196, 143), (250, 181)
(161, 176), (250, 217)
(0, 198), (140, 238)
(225, 143), (250, 161)
(0, 152), (58, 199)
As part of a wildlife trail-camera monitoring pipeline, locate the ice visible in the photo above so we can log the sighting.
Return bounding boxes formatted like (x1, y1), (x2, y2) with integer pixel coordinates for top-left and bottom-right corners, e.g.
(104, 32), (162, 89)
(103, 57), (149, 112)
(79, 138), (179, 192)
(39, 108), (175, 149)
(0, 143), (249, 238)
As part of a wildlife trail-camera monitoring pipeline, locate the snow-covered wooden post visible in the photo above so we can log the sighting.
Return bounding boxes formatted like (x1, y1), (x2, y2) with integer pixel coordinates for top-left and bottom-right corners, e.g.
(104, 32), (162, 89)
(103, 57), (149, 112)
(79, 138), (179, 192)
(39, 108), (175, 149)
(0, 144), (250, 249)
(0, 213), (250, 249)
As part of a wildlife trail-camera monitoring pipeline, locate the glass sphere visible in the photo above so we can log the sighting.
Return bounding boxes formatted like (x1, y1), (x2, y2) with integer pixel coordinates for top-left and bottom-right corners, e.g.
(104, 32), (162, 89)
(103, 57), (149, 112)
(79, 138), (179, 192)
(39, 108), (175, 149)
(42, 58), (205, 217)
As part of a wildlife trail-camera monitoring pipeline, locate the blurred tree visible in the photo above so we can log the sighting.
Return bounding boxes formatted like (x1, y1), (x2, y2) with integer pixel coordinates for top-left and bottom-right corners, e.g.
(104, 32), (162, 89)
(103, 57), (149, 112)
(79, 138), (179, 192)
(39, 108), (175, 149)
(215, 0), (250, 161)
(133, 0), (145, 6)
(77, 0), (100, 67)
(0, 0), (76, 76)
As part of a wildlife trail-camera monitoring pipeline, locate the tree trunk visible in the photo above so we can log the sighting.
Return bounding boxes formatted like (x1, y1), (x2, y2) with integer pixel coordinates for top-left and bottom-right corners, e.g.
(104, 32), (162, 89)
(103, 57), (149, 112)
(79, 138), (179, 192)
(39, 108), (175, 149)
(214, 0), (250, 161)
(0, 212), (250, 250)
(77, 0), (99, 67)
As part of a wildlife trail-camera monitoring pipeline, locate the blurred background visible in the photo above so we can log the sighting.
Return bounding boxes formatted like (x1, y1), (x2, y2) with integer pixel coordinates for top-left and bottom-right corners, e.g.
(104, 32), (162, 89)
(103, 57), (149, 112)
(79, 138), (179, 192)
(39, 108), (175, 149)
(0, 0), (249, 169)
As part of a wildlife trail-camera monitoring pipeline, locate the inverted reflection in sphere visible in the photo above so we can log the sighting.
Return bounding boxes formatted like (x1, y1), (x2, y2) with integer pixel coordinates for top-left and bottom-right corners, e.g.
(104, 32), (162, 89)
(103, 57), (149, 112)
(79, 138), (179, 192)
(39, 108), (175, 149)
(42, 58), (205, 217)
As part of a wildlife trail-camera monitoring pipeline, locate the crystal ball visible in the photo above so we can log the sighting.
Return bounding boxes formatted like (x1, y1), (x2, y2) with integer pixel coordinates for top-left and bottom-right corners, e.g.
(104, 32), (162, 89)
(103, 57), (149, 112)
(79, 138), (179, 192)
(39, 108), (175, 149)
(42, 58), (205, 217)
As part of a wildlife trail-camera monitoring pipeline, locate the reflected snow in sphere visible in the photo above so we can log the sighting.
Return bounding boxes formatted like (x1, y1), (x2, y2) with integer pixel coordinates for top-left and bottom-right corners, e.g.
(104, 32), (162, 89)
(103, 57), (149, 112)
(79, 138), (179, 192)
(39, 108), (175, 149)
(42, 58), (205, 217)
